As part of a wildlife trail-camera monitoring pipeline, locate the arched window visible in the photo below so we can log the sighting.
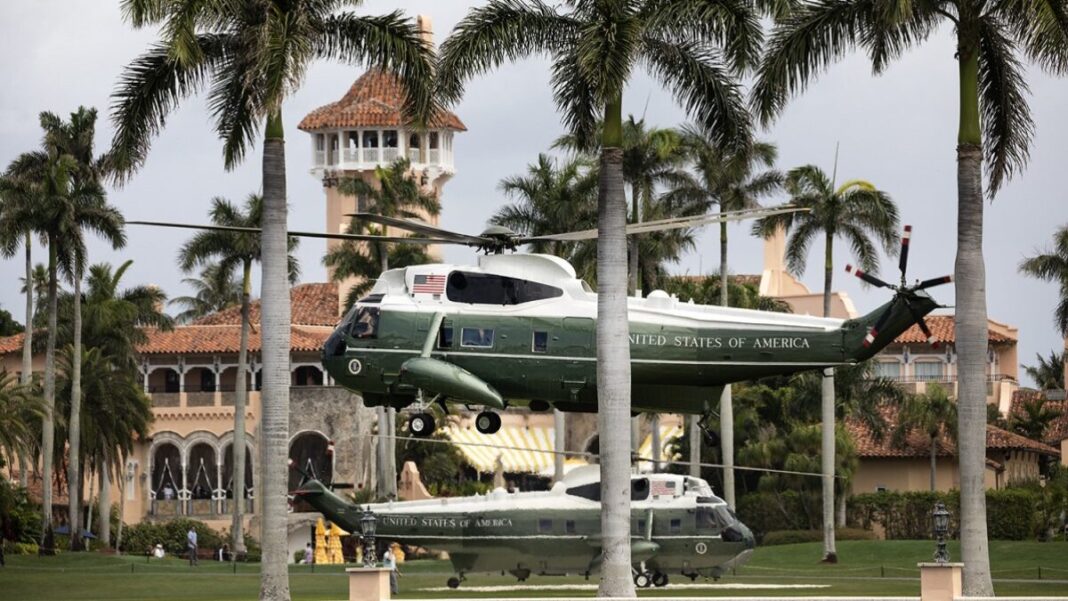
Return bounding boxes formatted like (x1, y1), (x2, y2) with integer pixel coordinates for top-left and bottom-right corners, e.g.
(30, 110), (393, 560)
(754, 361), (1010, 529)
(293, 365), (323, 387)
(289, 432), (332, 512)
(222, 443), (254, 500)
(151, 442), (182, 515)
(188, 443), (217, 501)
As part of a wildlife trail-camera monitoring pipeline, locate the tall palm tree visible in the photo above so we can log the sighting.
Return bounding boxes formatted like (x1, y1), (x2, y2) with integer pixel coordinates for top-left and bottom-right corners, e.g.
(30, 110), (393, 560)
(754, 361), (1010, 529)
(439, 2), (755, 593)
(169, 265), (243, 324)
(665, 129), (783, 504)
(1024, 351), (1066, 391)
(1021, 224), (1068, 336)
(893, 385), (958, 492)
(0, 177), (37, 408)
(178, 195), (298, 553)
(112, 2), (434, 593)
(330, 158), (437, 500)
(754, 165), (898, 562)
(751, 3), (1068, 592)
(41, 107), (125, 552)
(0, 369), (45, 474)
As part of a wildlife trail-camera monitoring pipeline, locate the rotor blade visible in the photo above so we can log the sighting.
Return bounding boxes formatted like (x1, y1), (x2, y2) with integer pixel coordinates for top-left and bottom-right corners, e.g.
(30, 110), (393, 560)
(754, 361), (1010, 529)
(520, 204), (808, 243)
(904, 299), (940, 348)
(127, 220), (462, 245)
(845, 264), (893, 289)
(898, 225), (911, 280)
(863, 306), (894, 348)
(346, 213), (488, 245)
(914, 275), (953, 291)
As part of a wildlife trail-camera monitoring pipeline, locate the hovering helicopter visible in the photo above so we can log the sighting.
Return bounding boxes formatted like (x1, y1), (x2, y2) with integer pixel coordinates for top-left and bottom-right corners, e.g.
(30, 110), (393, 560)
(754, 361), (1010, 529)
(131, 206), (951, 437)
(291, 463), (754, 589)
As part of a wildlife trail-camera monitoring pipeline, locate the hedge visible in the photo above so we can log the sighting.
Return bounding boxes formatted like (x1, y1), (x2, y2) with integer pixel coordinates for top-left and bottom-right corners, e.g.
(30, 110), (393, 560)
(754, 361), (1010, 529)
(120, 518), (224, 555)
(763, 528), (876, 546)
(848, 489), (1043, 540)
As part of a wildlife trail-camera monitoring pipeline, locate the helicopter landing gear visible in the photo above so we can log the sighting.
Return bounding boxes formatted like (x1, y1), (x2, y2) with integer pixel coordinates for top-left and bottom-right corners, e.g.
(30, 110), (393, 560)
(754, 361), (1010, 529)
(652, 571), (669, 587)
(633, 571), (652, 588)
(446, 573), (466, 589)
(475, 411), (502, 435)
(408, 412), (436, 437)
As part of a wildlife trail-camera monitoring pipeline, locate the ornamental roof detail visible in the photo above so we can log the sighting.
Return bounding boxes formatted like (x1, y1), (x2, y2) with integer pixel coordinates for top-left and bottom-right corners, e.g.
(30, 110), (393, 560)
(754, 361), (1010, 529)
(298, 70), (466, 132)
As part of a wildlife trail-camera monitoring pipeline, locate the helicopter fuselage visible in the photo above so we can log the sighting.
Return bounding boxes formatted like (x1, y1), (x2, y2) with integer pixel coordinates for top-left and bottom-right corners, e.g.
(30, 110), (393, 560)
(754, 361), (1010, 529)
(321, 253), (937, 415)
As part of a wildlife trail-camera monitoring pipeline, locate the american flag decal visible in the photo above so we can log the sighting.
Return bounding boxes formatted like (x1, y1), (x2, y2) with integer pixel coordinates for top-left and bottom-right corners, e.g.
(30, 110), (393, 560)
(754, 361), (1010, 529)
(412, 274), (447, 295)
(650, 479), (676, 497)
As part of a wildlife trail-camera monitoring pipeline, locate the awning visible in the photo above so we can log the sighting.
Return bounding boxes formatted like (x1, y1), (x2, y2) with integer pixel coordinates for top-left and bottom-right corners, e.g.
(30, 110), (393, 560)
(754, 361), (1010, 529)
(636, 422), (685, 472)
(444, 425), (559, 474)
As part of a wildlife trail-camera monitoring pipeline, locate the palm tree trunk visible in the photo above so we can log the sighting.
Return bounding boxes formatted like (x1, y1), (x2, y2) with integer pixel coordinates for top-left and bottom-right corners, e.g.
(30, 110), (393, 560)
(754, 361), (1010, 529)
(232, 260), (252, 555)
(553, 409), (566, 482)
(116, 457), (126, 553)
(258, 110), (292, 601)
(628, 183), (640, 296)
(930, 438), (937, 492)
(377, 248), (398, 499)
(40, 235), (58, 554)
(719, 220), (735, 508)
(821, 232), (837, 562)
(688, 416), (700, 478)
(956, 38), (994, 595)
(21, 235), (33, 390)
(596, 93), (635, 599)
(68, 268), (84, 551)
(99, 451), (111, 548)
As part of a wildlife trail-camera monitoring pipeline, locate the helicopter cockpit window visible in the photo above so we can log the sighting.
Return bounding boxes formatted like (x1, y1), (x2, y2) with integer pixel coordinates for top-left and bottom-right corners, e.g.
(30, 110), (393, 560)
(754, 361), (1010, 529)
(350, 306), (380, 339)
(446, 271), (563, 305)
(697, 506), (727, 531)
(460, 327), (494, 348)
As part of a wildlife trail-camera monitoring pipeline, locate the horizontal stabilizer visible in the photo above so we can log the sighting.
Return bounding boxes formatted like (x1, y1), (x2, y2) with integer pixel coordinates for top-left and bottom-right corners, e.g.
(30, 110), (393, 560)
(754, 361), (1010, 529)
(399, 357), (504, 409)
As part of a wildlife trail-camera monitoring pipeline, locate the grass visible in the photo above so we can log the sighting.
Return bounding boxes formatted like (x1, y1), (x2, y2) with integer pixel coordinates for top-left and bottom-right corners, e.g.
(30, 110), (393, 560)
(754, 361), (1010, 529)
(1, 541), (1067, 600)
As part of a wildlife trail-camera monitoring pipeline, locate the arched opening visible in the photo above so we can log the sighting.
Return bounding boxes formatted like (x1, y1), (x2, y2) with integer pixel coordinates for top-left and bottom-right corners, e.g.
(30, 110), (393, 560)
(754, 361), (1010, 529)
(222, 442), (254, 513)
(185, 367), (217, 407)
(151, 442), (182, 515)
(188, 443), (217, 514)
(292, 365), (323, 387)
(289, 432), (332, 512)
(408, 133), (422, 163)
(219, 366), (253, 406)
(148, 368), (180, 407)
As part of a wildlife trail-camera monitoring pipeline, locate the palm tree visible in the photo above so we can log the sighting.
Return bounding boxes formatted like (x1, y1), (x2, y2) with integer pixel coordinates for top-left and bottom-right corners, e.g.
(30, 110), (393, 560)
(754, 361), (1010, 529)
(0, 176), (37, 404)
(665, 129), (783, 504)
(1021, 225), (1068, 337)
(754, 165), (898, 562)
(178, 195), (298, 554)
(0, 369), (45, 475)
(751, 3), (1068, 593)
(1009, 393), (1063, 441)
(329, 158), (436, 499)
(112, 2), (434, 593)
(492, 153), (599, 279)
(169, 265), (243, 323)
(893, 385), (958, 492)
(1024, 351), (1066, 391)
(439, 4), (755, 590)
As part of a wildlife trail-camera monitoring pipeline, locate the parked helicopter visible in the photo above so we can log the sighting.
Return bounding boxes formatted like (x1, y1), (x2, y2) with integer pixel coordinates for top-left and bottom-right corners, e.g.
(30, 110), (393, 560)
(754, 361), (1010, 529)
(131, 206), (950, 437)
(291, 463), (754, 589)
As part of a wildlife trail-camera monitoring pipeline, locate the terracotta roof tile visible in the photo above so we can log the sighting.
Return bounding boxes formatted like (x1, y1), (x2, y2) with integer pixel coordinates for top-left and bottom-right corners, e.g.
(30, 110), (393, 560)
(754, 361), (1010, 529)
(1009, 389), (1068, 444)
(193, 282), (339, 327)
(138, 325), (331, 355)
(894, 315), (1015, 345)
(8, 471), (70, 506)
(0, 332), (24, 355)
(847, 405), (1059, 458)
(298, 70), (466, 131)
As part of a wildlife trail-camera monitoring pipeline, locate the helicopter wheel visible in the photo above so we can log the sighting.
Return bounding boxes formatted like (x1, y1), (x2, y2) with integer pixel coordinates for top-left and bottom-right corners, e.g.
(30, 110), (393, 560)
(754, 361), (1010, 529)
(475, 411), (502, 435)
(652, 571), (669, 587)
(633, 571), (652, 588)
(446, 576), (461, 589)
(409, 413), (436, 437)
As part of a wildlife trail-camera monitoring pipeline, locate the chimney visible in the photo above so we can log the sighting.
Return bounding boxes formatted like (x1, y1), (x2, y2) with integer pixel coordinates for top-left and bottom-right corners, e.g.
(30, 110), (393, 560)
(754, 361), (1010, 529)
(416, 14), (433, 48)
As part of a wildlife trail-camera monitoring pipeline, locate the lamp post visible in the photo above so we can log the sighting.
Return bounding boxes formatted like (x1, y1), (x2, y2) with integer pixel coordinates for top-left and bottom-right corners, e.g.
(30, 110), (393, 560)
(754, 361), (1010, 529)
(360, 508), (377, 567)
(932, 501), (950, 564)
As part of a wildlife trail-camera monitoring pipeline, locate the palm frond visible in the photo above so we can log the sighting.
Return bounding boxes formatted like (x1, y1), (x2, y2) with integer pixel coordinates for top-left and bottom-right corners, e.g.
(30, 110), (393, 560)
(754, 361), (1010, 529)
(978, 15), (1035, 194)
(641, 0), (764, 72)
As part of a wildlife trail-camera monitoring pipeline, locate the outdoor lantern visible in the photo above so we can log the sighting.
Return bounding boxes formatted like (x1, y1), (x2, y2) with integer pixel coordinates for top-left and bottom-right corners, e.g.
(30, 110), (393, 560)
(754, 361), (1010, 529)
(932, 501), (950, 564)
(360, 508), (377, 567)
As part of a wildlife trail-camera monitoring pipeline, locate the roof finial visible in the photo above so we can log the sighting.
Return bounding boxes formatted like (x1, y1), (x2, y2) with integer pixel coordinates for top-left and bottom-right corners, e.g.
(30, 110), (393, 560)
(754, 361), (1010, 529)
(416, 14), (433, 48)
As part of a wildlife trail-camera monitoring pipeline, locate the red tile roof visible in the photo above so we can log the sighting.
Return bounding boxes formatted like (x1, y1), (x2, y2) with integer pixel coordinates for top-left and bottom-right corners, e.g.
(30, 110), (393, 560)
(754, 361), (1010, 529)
(7, 471), (70, 506)
(0, 332), (24, 355)
(298, 70), (466, 132)
(138, 324), (331, 355)
(193, 282), (340, 327)
(893, 315), (1016, 344)
(1009, 389), (1068, 444)
(847, 405), (1059, 459)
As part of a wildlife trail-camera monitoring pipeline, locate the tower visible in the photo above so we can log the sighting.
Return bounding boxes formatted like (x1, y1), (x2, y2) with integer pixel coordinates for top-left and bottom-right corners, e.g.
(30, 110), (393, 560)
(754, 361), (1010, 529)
(298, 16), (465, 311)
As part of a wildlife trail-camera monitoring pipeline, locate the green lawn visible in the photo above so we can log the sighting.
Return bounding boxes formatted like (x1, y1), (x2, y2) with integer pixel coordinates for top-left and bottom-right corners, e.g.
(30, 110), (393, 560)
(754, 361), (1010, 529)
(1, 541), (1067, 600)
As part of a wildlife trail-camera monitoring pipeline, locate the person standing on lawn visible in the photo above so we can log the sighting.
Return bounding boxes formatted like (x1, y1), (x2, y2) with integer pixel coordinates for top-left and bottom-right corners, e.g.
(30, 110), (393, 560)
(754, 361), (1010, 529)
(187, 527), (198, 566)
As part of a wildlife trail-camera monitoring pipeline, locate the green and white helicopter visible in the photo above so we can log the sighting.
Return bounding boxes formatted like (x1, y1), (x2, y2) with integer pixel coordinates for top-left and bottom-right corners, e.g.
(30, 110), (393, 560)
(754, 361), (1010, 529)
(134, 206), (949, 437)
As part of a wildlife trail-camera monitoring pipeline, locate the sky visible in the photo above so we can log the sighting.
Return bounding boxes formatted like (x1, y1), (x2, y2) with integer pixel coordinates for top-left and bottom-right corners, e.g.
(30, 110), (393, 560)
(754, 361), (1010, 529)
(0, 1), (1064, 387)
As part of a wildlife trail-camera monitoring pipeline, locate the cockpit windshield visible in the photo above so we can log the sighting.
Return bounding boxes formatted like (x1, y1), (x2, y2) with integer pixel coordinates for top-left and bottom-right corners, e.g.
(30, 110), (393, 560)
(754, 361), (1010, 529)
(696, 505), (735, 531)
(684, 477), (714, 497)
(350, 306), (380, 339)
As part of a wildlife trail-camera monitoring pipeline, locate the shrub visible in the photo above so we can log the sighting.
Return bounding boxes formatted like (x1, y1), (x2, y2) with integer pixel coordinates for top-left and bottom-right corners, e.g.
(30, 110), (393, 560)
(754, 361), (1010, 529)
(0, 478), (42, 544)
(737, 490), (821, 539)
(2, 540), (39, 555)
(121, 518), (223, 555)
(848, 488), (1046, 540)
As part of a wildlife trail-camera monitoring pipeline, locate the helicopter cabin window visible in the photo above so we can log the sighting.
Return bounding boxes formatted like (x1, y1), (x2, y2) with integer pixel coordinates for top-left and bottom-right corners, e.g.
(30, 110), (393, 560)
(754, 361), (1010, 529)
(350, 306), (380, 339)
(631, 478), (650, 501)
(532, 331), (549, 353)
(446, 271), (563, 305)
(636, 519), (647, 533)
(438, 326), (454, 348)
(669, 518), (682, 534)
(565, 520), (576, 534)
(538, 519), (552, 533)
(460, 327), (494, 348)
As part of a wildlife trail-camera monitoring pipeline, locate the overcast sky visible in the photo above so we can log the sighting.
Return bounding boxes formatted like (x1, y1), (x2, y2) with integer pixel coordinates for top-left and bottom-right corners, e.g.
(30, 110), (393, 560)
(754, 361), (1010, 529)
(0, 1), (1064, 386)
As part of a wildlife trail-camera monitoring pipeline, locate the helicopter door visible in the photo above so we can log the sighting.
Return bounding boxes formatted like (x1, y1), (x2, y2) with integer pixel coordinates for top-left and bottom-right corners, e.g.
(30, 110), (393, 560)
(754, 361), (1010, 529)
(559, 317), (594, 398)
